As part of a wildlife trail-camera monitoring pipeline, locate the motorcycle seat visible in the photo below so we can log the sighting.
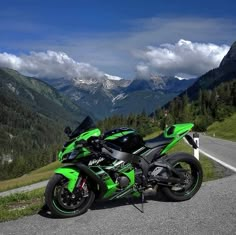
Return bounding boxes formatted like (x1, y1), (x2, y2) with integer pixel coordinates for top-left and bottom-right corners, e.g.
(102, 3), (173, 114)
(145, 133), (173, 149)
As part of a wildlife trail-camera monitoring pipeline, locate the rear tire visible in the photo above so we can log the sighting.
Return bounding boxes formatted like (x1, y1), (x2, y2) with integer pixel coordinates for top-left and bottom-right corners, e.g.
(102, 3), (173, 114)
(45, 174), (95, 218)
(161, 152), (203, 201)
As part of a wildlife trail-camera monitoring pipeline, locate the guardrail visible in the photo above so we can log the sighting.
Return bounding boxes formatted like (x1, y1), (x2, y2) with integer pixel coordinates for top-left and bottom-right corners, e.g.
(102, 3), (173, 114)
(193, 133), (200, 160)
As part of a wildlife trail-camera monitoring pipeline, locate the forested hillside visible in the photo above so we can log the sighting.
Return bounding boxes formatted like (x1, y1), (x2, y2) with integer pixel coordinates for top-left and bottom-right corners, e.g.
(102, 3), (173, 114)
(207, 113), (236, 141)
(154, 41), (236, 131)
(155, 79), (236, 131)
(0, 68), (86, 180)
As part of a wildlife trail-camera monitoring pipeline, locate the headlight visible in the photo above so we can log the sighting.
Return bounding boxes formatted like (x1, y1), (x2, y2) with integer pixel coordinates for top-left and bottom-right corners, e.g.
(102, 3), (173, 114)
(68, 150), (80, 160)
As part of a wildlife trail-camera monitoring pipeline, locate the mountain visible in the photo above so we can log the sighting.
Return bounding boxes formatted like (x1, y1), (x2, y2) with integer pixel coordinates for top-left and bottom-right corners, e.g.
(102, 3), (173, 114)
(43, 74), (195, 119)
(220, 41), (236, 67)
(183, 41), (236, 100)
(157, 40), (236, 131)
(125, 76), (195, 93)
(0, 68), (89, 123)
(0, 68), (88, 179)
(43, 75), (130, 119)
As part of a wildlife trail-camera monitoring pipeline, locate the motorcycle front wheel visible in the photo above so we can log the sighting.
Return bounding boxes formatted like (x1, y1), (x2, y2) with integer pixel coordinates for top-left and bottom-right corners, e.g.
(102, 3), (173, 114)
(161, 152), (203, 201)
(45, 174), (95, 218)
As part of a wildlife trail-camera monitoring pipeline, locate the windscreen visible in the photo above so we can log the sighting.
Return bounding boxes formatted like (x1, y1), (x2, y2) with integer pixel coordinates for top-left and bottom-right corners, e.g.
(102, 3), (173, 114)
(70, 116), (96, 139)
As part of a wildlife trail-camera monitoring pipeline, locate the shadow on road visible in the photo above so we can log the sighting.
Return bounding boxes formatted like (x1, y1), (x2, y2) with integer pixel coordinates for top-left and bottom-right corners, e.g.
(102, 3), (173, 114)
(38, 189), (169, 219)
(90, 189), (168, 213)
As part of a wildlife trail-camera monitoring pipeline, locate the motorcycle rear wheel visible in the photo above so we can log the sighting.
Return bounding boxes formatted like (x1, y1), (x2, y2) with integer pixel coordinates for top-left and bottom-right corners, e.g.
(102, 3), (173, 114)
(45, 174), (95, 218)
(161, 152), (203, 201)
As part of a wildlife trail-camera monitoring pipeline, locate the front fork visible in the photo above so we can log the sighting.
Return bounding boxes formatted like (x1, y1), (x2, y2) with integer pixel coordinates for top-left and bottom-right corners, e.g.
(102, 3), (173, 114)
(78, 177), (89, 197)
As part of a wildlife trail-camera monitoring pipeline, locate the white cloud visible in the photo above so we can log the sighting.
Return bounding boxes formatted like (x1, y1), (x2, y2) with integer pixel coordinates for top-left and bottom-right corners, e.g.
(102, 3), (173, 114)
(0, 50), (104, 80)
(135, 39), (230, 78)
(1, 17), (234, 79)
(0, 39), (231, 81)
(135, 64), (150, 79)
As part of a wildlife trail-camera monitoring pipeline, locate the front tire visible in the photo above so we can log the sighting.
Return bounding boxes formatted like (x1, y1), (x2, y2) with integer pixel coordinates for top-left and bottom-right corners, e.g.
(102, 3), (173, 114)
(45, 174), (95, 218)
(161, 152), (203, 201)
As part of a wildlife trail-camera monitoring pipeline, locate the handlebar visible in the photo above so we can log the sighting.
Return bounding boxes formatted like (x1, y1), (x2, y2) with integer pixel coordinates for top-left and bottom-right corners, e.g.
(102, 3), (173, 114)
(76, 138), (113, 154)
(91, 138), (113, 153)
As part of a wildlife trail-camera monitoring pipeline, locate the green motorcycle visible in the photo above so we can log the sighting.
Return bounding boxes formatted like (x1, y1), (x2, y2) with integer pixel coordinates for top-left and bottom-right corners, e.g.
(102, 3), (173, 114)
(45, 116), (203, 217)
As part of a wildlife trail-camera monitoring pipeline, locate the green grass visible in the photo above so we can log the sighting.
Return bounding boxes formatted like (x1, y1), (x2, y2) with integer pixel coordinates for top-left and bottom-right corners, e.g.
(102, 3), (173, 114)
(0, 188), (45, 222)
(0, 161), (61, 192)
(207, 113), (236, 141)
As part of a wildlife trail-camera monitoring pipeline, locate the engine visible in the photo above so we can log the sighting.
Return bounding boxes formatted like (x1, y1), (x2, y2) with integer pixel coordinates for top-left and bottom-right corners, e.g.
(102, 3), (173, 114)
(116, 176), (130, 188)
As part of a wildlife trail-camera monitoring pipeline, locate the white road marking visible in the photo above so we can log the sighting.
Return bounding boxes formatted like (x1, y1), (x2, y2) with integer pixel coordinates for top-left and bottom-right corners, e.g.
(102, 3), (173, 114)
(199, 148), (236, 173)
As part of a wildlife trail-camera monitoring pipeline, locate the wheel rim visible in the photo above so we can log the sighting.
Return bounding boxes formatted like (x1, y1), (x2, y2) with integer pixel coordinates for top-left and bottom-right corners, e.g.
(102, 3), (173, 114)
(53, 177), (89, 212)
(171, 161), (199, 195)
(56, 184), (85, 210)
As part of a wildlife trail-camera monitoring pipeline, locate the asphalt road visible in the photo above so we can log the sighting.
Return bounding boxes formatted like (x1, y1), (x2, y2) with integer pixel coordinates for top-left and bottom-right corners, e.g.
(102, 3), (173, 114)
(198, 134), (236, 170)
(1, 175), (236, 235)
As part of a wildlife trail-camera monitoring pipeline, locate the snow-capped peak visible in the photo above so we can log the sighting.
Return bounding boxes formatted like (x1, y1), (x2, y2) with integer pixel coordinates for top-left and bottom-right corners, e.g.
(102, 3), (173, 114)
(175, 75), (187, 80)
(72, 77), (98, 86)
(104, 73), (123, 81)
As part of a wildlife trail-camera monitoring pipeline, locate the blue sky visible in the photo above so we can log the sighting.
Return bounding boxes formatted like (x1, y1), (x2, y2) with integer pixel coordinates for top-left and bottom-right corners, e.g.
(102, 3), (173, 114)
(0, 0), (236, 79)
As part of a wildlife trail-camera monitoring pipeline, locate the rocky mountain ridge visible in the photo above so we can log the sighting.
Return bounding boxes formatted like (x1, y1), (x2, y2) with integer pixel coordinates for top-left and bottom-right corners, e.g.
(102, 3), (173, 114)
(43, 74), (195, 119)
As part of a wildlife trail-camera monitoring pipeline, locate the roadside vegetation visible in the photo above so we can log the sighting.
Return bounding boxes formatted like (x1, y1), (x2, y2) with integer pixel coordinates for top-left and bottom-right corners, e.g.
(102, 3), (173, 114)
(0, 161), (61, 192)
(207, 113), (236, 141)
(0, 188), (44, 222)
(156, 80), (236, 131)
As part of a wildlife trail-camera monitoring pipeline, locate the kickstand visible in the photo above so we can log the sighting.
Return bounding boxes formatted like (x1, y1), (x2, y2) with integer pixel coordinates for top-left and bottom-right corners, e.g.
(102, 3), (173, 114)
(129, 191), (145, 213)
(141, 191), (144, 213)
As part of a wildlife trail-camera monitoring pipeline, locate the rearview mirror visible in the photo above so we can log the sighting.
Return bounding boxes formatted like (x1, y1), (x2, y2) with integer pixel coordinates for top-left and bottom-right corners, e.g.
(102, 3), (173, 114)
(64, 126), (72, 137)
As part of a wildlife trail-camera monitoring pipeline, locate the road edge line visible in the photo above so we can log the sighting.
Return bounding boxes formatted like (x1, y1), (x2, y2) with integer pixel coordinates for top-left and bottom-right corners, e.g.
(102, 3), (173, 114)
(199, 148), (236, 173)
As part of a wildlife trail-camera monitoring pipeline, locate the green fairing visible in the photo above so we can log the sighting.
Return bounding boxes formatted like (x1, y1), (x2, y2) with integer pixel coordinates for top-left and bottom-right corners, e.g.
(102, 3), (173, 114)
(104, 168), (136, 199)
(103, 178), (118, 198)
(88, 165), (118, 199)
(58, 128), (101, 162)
(92, 163), (135, 199)
(58, 143), (74, 162)
(79, 128), (101, 140)
(161, 123), (194, 155)
(54, 166), (80, 193)
(105, 131), (134, 140)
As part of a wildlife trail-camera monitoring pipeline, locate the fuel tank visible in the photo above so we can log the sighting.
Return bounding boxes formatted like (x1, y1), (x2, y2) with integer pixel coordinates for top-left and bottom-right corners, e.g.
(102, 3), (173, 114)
(103, 127), (144, 153)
